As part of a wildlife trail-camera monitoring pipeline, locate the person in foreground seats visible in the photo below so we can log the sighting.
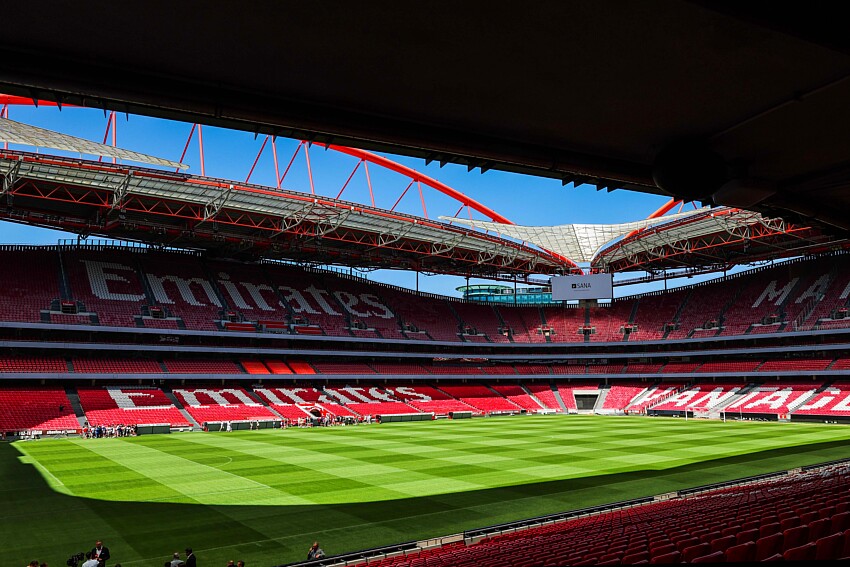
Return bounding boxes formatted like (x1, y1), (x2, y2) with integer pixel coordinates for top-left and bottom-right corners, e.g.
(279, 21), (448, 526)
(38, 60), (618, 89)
(307, 541), (325, 560)
(91, 540), (110, 567)
(184, 548), (196, 567)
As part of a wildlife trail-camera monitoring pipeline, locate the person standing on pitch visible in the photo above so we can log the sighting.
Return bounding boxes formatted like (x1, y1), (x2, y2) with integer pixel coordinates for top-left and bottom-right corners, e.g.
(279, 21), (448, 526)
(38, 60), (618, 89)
(184, 548), (196, 567)
(91, 541), (110, 567)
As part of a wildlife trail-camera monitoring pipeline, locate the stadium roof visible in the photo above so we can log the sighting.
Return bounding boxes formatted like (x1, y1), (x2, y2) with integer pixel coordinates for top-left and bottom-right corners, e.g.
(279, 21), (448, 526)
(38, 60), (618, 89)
(2, 2), (850, 235)
(0, 117), (187, 170)
(440, 208), (709, 264)
(596, 208), (850, 272)
(0, 150), (572, 276)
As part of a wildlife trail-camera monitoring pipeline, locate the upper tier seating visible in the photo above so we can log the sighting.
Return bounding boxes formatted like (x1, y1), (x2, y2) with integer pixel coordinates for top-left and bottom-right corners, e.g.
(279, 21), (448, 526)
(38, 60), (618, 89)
(698, 360), (761, 373)
(0, 356), (67, 373)
(630, 291), (686, 341)
(0, 250), (61, 323)
(163, 359), (243, 374)
(542, 306), (586, 343)
(758, 359), (833, 372)
(370, 362), (431, 375)
(452, 302), (506, 343)
(77, 386), (191, 427)
(495, 306), (546, 343)
(312, 361), (376, 374)
(63, 249), (149, 327)
(73, 358), (162, 373)
(4, 248), (850, 345)
(137, 252), (224, 331)
(0, 387), (80, 432)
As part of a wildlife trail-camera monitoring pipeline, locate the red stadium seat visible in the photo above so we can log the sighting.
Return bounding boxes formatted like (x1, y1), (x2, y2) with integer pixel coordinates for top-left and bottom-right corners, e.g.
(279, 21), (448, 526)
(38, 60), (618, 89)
(725, 541), (757, 562)
(783, 542), (816, 561)
(815, 532), (844, 560)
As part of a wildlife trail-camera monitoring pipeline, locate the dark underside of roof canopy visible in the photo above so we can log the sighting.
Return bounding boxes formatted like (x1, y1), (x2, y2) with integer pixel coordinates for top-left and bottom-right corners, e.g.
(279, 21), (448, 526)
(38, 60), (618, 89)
(2, 1), (850, 253)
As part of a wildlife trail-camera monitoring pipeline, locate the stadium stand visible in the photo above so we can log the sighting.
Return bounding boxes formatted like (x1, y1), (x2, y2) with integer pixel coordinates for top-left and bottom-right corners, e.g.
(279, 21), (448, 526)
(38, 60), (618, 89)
(136, 251), (225, 331)
(795, 381), (850, 416)
(63, 249), (150, 328)
(350, 463), (850, 567)
(0, 387), (80, 433)
(525, 384), (563, 411)
(437, 384), (521, 413)
(496, 306), (546, 343)
(625, 384), (686, 413)
(489, 384), (546, 412)
(0, 356), (67, 373)
(3, 248), (850, 344)
(172, 387), (277, 423)
(163, 359), (243, 374)
(0, 249), (62, 323)
(72, 358), (162, 374)
(77, 386), (191, 427)
(542, 305), (586, 343)
(651, 382), (745, 413)
(601, 382), (648, 411)
(725, 383), (820, 415)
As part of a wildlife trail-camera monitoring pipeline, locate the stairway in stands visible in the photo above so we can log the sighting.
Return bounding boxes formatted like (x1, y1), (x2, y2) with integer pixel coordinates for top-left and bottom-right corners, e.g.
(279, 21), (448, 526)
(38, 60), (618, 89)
(161, 387), (202, 430)
(64, 386), (89, 428)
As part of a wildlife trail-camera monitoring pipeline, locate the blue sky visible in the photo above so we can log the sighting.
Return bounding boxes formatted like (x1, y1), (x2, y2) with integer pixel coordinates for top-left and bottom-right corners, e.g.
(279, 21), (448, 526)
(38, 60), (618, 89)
(1, 103), (719, 297)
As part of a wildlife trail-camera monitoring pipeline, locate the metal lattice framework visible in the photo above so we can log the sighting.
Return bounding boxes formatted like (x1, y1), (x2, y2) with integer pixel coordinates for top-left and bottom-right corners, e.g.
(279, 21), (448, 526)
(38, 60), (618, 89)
(594, 208), (850, 272)
(0, 150), (573, 275)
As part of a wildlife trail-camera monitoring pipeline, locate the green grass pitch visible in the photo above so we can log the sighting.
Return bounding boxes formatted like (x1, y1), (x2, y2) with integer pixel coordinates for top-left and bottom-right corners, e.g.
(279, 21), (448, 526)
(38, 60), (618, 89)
(6, 415), (850, 566)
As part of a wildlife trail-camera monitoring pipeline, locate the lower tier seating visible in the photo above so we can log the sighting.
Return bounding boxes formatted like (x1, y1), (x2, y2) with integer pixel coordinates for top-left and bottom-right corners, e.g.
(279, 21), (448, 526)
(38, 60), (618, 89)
(0, 388), (79, 432)
(352, 463), (850, 567)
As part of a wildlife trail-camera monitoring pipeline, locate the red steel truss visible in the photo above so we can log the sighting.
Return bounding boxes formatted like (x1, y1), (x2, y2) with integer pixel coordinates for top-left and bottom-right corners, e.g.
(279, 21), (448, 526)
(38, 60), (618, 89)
(0, 151), (574, 276)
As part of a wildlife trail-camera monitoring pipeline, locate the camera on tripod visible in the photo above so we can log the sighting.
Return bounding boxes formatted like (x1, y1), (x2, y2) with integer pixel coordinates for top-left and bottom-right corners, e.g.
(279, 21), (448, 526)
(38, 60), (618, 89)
(66, 552), (85, 567)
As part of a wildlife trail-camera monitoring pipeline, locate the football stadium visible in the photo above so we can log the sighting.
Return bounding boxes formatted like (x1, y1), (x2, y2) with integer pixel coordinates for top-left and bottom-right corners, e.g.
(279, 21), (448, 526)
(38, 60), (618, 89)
(4, 4), (850, 566)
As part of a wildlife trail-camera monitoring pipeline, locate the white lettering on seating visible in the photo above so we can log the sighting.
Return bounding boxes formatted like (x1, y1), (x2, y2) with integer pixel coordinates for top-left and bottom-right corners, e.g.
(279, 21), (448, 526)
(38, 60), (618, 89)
(241, 282), (278, 312)
(796, 274), (830, 304)
(146, 273), (222, 307)
(254, 388), (284, 405)
(841, 281), (850, 300)
(360, 294), (395, 319)
(800, 389), (840, 411)
(692, 387), (740, 409)
(107, 389), (169, 409)
(726, 391), (760, 409)
(333, 291), (371, 318)
(338, 387), (374, 402)
(388, 386), (431, 402)
(273, 388), (310, 404)
(217, 273), (252, 310)
(752, 278), (799, 308)
(637, 387), (675, 406)
(662, 390), (699, 407)
(305, 285), (341, 315)
(368, 387), (395, 401)
(833, 393), (850, 412)
(278, 286), (320, 315)
(744, 389), (793, 410)
(82, 261), (145, 301)
(174, 388), (257, 407)
(322, 389), (355, 404)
